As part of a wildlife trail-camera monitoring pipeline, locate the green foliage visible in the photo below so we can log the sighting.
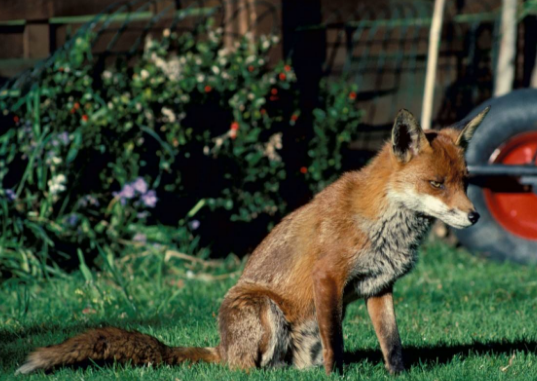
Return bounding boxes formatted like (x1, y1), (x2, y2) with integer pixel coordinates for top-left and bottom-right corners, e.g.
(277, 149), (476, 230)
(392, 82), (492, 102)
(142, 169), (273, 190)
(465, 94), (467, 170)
(307, 80), (362, 193)
(0, 20), (363, 278)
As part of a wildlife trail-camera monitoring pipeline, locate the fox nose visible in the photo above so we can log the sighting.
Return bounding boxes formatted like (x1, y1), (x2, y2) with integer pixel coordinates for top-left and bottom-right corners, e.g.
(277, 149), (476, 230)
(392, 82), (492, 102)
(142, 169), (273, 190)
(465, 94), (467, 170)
(468, 211), (480, 225)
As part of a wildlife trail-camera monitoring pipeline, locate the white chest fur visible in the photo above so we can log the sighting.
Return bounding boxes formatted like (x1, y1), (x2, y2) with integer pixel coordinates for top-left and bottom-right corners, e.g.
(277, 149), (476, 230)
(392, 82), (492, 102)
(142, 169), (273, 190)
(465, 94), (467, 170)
(352, 205), (432, 297)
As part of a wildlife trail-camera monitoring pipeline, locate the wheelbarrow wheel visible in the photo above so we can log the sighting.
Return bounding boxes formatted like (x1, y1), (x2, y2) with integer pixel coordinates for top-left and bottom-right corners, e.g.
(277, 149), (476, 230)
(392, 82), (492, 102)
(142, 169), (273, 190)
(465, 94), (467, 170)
(455, 89), (537, 263)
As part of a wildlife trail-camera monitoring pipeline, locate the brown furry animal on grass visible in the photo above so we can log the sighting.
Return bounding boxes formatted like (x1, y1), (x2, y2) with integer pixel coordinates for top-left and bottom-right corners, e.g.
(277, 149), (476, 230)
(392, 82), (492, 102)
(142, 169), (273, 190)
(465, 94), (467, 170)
(17, 107), (489, 375)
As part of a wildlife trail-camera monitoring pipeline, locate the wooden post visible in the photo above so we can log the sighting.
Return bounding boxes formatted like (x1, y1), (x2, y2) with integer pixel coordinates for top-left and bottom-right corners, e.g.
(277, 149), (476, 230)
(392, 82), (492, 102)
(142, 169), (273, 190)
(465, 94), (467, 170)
(23, 21), (50, 59)
(495, 0), (518, 96)
(421, 0), (446, 130)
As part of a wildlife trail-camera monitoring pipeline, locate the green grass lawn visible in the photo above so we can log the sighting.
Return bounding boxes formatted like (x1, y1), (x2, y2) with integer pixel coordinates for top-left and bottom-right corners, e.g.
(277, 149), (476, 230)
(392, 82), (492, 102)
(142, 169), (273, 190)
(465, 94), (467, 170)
(1, 240), (537, 381)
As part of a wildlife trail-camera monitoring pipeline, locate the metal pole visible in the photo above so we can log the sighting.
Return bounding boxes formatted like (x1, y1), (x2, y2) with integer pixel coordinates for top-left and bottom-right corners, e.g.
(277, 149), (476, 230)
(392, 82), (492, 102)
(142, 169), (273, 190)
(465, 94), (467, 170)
(421, 0), (446, 130)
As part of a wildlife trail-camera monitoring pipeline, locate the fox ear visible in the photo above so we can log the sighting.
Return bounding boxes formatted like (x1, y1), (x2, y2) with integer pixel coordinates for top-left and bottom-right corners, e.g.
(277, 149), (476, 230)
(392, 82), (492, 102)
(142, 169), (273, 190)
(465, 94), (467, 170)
(456, 106), (491, 150)
(391, 109), (428, 163)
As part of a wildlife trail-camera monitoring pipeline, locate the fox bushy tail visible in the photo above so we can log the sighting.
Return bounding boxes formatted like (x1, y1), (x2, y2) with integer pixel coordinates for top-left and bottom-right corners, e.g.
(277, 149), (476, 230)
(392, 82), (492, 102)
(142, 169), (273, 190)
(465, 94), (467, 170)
(15, 327), (220, 374)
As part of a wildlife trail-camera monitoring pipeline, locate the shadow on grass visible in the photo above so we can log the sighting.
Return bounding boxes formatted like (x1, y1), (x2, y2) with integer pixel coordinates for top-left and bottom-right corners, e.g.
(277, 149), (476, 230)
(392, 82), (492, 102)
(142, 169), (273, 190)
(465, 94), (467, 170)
(344, 339), (537, 367)
(4, 323), (537, 373)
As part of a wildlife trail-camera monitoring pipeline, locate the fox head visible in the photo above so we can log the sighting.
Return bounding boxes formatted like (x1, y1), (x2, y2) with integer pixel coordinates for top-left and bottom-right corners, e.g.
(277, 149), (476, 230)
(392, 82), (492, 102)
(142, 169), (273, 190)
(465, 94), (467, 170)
(387, 107), (490, 229)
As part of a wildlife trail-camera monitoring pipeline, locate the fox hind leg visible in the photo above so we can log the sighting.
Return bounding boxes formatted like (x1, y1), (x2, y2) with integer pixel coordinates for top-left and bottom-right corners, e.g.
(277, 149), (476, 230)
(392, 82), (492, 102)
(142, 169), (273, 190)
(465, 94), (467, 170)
(218, 286), (291, 370)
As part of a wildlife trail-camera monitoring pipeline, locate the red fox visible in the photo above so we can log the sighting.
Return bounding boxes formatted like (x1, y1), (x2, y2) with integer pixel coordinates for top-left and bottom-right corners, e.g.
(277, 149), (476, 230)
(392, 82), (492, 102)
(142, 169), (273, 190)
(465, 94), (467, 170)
(16, 107), (490, 375)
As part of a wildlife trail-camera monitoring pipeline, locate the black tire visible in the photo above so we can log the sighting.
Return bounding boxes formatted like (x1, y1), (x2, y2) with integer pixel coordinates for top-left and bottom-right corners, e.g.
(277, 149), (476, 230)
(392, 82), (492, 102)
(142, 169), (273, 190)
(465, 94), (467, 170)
(455, 89), (537, 264)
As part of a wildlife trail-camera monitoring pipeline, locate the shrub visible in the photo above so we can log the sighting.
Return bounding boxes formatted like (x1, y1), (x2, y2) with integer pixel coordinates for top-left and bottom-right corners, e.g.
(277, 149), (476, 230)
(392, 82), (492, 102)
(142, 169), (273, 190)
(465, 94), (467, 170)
(0, 19), (362, 279)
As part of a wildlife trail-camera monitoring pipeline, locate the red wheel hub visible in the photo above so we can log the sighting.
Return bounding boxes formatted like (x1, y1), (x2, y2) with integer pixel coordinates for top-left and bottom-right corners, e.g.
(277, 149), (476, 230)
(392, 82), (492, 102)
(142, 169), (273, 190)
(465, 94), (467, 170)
(484, 131), (537, 240)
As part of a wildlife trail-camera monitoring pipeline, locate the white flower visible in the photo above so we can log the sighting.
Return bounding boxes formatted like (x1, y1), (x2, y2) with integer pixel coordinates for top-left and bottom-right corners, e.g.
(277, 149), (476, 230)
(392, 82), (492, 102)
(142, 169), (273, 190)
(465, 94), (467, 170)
(218, 57), (227, 66)
(248, 93), (255, 100)
(211, 66), (220, 75)
(221, 72), (230, 80)
(147, 51), (183, 82)
(263, 133), (283, 162)
(208, 31), (219, 43)
(258, 59), (265, 65)
(102, 70), (112, 80)
(140, 69), (150, 80)
(180, 94), (190, 103)
(245, 55), (256, 64)
(162, 28), (171, 37)
(196, 73), (205, 83)
(195, 57), (202, 65)
(271, 35), (280, 44)
(48, 174), (66, 195)
(161, 107), (176, 123)
(269, 77), (276, 84)
(262, 40), (270, 50)
(218, 48), (228, 57)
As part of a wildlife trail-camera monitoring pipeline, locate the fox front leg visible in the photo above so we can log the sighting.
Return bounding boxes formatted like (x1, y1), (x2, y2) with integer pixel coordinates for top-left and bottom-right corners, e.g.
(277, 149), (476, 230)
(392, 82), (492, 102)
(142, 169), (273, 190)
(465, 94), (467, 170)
(312, 261), (345, 375)
(366, 287), (405, 374)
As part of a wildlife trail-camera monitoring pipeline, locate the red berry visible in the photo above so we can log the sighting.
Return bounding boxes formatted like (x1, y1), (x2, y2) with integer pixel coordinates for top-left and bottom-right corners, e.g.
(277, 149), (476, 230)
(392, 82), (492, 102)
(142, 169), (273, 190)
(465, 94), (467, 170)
(82, 115), (89, 122)
(229, 130), (237, 139)
(284, 65), (292, 72)
(290, 114), (299, 122)
(13, 116), (19, 123)
(74, 102), (80, 110)
(260, 109), (266, 115)
(248, 65), (254, 72)
(271, 88), (278, 95)
(204, 85), (212, 93)
(70, 108), (76, 114)
(279, 73), (286, 81)
(300, 166), (308, 174)
(231, 122), (239, 131)
(349, 91), (357, 100)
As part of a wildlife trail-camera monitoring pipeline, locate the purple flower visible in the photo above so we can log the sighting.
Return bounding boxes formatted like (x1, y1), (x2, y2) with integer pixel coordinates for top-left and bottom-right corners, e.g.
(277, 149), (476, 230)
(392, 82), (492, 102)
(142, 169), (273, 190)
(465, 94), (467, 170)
(137, 211), (150, 219)
(66, 214), (79, 226)
(58, 132), (70, 145)
(78, 195), (100, 208)
(141, 190), (157, 208)
(121, 184), (135, 199)
(113, 185), (133, 205)
(133, 233), (147, 243)
(4, 189), (15, 201)
(189, 220), (200, 230)
(87, 195), (99, 206)
(132, 177), (148, 194)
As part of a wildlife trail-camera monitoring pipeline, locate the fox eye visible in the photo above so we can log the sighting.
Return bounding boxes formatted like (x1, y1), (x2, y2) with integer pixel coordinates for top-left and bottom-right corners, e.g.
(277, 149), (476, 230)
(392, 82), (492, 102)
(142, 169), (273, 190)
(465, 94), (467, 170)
(429, 180), (445, 189)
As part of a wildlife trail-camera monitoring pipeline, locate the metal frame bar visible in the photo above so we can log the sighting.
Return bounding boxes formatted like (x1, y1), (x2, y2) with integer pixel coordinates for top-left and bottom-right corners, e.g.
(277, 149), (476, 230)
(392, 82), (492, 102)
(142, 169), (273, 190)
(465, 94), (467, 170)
(469, 164), (537, 176)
